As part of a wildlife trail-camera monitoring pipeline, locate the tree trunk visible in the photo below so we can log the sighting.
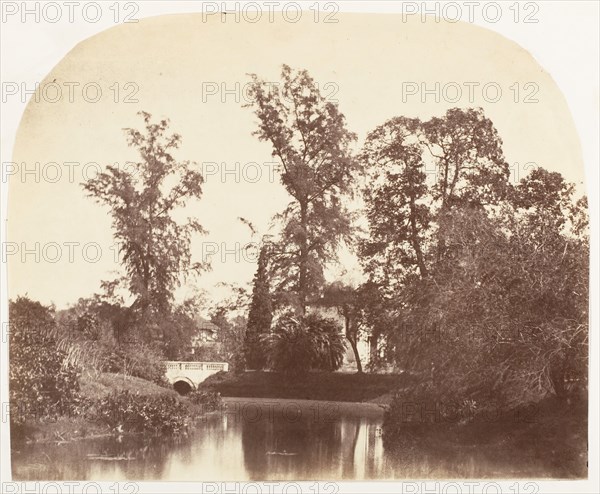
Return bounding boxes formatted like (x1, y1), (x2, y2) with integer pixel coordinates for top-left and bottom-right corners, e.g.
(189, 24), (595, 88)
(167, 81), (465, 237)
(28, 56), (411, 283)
(436, 158), (451, 262)
(298, 201), (309, 314)
(344, 313), (363, 373)
(409, 194), (428, 278)
(347, 336), (363, 373)
(369, 331), (379, 367)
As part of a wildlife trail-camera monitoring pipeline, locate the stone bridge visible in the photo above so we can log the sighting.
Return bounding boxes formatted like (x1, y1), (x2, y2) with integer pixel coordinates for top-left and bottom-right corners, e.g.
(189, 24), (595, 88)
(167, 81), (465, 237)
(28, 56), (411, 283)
(165, 361), (229, 395)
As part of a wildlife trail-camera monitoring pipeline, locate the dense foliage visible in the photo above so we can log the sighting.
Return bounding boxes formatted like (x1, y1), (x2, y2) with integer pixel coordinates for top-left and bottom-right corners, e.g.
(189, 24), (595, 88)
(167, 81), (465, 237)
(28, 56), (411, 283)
(9, 297), (82, 426)
(55, 288), (218, 383)
(359, 108), (588, 409)
(82, 112), (206, 334)
(103, 342), (167, 385)
(93, 391), (189, 434)
(263, 314), (346, 375)
(244, 243), (273, 369)
(187, 389), (222, 412)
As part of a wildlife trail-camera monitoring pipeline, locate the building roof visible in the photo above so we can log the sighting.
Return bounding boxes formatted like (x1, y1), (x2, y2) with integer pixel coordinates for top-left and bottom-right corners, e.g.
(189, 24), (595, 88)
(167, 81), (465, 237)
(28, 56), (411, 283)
(194, 316), (220, 333)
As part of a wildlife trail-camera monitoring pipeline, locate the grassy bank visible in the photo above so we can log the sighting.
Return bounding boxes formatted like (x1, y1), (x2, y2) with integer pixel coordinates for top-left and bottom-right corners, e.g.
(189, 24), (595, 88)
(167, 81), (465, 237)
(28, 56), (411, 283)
(13, 372), (215, 444)
(198, 370), (411, 403)
(79, 371), (179, 399)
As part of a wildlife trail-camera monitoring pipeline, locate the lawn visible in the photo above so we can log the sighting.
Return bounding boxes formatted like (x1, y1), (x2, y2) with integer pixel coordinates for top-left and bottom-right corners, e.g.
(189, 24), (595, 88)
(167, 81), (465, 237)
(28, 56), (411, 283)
(198, 370), (412, 403)
(79, 371), (178, 399)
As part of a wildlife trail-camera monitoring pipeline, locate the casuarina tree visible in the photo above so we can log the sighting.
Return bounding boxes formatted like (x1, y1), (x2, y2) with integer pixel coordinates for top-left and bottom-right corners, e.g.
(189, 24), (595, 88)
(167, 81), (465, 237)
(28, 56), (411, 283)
(245, 65), (358, 314)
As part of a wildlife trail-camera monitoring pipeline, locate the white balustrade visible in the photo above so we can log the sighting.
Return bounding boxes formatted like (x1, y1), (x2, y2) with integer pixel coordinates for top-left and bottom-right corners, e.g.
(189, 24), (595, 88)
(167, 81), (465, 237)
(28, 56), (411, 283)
(164, 361), (229, 387)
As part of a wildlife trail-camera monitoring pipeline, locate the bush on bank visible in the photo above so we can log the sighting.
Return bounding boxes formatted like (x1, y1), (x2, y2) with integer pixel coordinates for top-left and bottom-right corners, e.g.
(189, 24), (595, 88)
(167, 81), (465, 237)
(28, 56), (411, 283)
(262, 313), (346, 376)
(91, 391), (190, 435)
(91, 389), (222, 434)
(103, 342), (168, 386)
(9, 297), (83, 428)
(9, 297), (225, 441)
(187, 389), (222, 412)
(382, 378), (587, 451)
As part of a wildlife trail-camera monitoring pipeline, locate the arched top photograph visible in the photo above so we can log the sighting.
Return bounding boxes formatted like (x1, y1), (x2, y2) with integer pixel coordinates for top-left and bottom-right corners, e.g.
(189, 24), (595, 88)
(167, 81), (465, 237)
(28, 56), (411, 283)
(2, 2), (595, 488)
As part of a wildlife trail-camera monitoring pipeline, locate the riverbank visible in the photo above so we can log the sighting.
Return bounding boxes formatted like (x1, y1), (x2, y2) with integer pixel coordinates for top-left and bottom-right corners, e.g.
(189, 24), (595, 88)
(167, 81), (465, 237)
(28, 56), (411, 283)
(383, 395), (588, 478)
(198, 370), (410, 403)
(12, 372), (210, 445)
(222, 396), (386, 420)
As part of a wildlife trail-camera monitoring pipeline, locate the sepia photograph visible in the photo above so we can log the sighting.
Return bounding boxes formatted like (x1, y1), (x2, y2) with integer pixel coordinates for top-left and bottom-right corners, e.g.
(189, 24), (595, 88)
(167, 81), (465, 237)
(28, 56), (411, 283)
(0, 1), (597, 492)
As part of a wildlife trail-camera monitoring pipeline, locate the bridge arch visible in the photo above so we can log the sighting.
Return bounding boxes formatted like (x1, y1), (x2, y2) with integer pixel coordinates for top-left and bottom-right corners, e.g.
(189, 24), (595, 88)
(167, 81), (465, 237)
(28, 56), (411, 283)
(172, 376), (195, 395)
(164, 361), (229, 394)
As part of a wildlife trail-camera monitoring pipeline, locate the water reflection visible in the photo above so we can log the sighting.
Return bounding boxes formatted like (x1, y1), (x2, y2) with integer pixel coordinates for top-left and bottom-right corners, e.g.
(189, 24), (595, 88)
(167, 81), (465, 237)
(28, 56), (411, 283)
(11, 397), (571, 480)
(12, 398), (388, 481)
(237, 400), (383, 480)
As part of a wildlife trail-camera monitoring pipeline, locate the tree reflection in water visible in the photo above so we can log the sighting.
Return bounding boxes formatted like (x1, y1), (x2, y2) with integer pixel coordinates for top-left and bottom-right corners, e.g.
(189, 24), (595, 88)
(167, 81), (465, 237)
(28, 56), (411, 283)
(12, 400), (387, 481)
(240, 401), (380, 480)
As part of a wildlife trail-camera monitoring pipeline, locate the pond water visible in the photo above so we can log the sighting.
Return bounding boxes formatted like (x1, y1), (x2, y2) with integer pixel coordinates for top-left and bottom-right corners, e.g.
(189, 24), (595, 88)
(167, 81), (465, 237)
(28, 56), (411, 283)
(11, 397), (568, 480)
(12, 398), (391, 481)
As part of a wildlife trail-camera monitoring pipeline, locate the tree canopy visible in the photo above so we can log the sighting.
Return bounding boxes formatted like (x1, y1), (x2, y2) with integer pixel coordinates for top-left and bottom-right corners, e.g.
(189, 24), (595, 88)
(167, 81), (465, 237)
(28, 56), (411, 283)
(83, 112), (206, 334)
(245, 65), (359, 313)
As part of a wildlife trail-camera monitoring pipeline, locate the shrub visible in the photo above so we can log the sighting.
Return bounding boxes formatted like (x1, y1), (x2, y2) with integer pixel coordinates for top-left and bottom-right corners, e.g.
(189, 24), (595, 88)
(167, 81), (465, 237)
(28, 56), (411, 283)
(9, 297), (82, 426)
(263, 314), (346, 376)
(383, 380), (502, 451)
(104, 342), (167, 386)
(187, 389), (222, 412)
(93, 390), (189, 434)
(55, 298), (171, 385)
(304, 313), (346, 371)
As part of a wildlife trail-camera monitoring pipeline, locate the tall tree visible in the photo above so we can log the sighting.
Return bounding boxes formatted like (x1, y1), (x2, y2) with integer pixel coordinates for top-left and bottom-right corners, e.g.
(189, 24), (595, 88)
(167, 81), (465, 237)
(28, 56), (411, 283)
(245, 65), (358, 313)
(359, 109), (509, 301)
(358, 109), (511, 370)
(420, 107), (510, 261)
(83, 112), (206, 335)
(421, 107), (509, 209)
(361, 116), (430, 285)
(359, 112), (588, 402)
(244, 242), (273, 369)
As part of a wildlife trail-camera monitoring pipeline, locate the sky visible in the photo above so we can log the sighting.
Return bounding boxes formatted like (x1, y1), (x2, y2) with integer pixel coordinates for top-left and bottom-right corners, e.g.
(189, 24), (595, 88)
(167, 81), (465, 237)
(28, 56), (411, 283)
(7, 12), (586, 309)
